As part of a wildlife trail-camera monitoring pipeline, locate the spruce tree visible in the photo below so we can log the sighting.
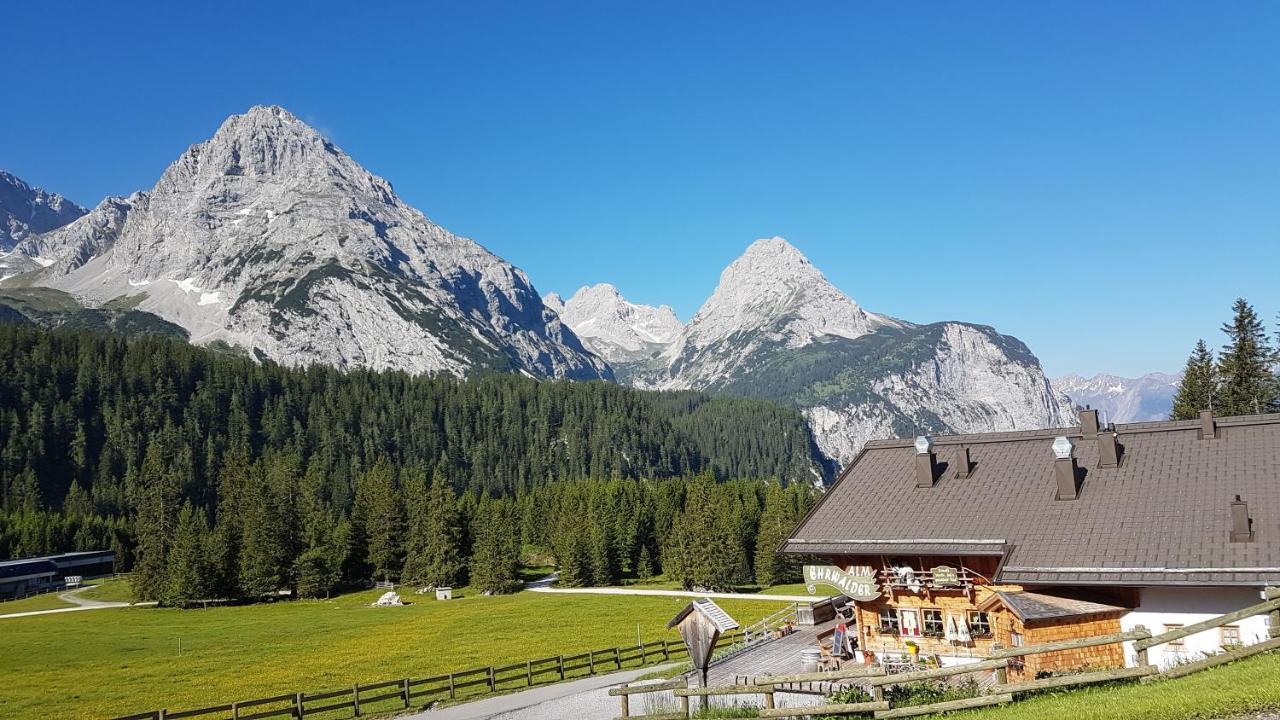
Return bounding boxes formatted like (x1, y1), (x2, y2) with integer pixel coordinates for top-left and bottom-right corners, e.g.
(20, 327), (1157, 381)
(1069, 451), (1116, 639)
(469, 497), (521, 594)
(1217, 298), (1278, 415)
(132, 439), (179, 602)
(1171, 340), (1217, 420)
(354, 458), (405, 583)
(754, 482), (801, 587)
(165, 502), (210, 606)
(402, 468), (464, 588)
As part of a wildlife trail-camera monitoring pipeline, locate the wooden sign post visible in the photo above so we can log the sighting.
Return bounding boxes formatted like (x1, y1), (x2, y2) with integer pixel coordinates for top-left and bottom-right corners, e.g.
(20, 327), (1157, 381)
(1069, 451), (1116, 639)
(667, 598), (738, 710)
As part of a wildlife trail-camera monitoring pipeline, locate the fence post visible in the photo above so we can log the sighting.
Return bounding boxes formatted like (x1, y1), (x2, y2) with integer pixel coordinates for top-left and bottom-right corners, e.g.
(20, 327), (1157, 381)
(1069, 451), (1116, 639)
(294, 691), (304, 719)
(232, 701), (240, 720)
(557, 655), (565, 681)
(1267, 589), (1280, 637)
(588, 652), (596, 675)
(448, 673), (456, 699)
(527, 660), (534, 685)
(402, 678), (411, 708)
(615, 646), (622, 670)
(679, 677), (690, 716)
(872, 685), (884, 703)
(352, 684), (361, 717)
(764, 689), (776, 709)
(663, 639), (670, 661)
(1133, 625), (1151, 667)
(991, 643), (1009, 684)
(488, 666), (496, 692)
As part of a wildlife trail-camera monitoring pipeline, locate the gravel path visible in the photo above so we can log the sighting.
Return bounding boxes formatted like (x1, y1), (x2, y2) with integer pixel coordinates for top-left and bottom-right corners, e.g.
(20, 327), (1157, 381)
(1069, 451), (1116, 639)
(0, 586), (154, 619)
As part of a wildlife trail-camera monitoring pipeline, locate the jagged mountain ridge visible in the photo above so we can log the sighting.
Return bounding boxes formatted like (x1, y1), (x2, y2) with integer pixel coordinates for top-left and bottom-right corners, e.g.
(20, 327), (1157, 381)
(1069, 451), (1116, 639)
(1053, 372), (1180, 423)
(2, 106), (610, 380)
(545, 283), (683, 367)
(0, 171), (87, 268)
(557, 237), (1073, 465)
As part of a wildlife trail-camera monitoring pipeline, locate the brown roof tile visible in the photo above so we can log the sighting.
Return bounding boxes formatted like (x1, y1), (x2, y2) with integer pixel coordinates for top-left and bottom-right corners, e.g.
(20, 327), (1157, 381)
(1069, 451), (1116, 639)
(784, 413), (1280, 586)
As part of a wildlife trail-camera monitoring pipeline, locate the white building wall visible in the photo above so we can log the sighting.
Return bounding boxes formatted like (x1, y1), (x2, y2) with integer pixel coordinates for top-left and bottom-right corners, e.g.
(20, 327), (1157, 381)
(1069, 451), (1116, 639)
(1120, 587), (1272, 669)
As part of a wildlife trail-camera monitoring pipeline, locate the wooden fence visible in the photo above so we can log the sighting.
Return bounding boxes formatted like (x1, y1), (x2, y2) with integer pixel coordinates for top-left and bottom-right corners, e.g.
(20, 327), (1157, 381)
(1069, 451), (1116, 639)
(615, 591), (1280, 719)
(110, 632), (748, 720)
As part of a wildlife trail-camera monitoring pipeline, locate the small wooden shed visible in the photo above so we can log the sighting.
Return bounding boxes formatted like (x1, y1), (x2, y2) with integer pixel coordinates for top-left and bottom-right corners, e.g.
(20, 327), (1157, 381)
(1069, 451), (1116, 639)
(668, 598), (739, 698)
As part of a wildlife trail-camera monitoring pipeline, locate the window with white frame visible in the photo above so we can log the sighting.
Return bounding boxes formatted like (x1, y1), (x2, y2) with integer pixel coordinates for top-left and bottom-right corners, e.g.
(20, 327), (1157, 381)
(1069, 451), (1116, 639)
(1220, 625), (1241, 647)
(878, 608), (900, 634)
(968, 611), (992, 638)
(922, 608), (945, 637)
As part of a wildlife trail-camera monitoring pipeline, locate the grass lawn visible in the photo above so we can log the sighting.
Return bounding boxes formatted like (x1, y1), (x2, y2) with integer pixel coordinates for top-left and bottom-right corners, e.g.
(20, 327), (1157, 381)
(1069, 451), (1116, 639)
(1, 585), (790, 720)
(0, 591), (75, 614)
(929, 651), (1280, 720)
(78, 577), (135, 603)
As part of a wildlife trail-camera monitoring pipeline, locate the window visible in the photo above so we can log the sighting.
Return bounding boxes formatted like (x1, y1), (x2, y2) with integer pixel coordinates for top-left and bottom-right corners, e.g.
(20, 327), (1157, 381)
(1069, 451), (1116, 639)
(878, 608), (900, 635)
(1221, 626), (1241, 647)
(968, 611), (992, 638)
(1009, 631), (1025, 671)
(899, 609), (922, 637)
(1164, 624), (1185, 650)
(922, 609), (945, 637)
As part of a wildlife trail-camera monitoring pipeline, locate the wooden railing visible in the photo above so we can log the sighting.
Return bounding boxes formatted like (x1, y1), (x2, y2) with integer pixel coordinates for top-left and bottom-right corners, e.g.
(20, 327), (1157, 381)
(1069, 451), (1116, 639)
(109, 633), (728, 720)
(624, 590), (1280, 719)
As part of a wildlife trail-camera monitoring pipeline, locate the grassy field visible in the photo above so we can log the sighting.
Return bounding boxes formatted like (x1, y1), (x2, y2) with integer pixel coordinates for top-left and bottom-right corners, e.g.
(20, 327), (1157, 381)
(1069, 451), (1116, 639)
(77, 577), (135, 603)
(927, 651), (1280, 720)
(1, 585), (790, 720)
(0, 590), (75, 614)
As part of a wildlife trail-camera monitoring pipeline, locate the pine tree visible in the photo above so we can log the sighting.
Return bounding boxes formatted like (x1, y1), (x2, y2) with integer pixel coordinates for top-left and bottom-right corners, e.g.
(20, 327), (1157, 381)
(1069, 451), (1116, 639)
(1171, 340), (1217, 420)
(132, 439), (179, 602)
(755, 482), (801, 587)
(1217, 299), (1278, 416)
(402, 468), (464, 588)
(469, 497), (521, 594)
(354, 459), (405, 583)
(165, 502), (210, 606)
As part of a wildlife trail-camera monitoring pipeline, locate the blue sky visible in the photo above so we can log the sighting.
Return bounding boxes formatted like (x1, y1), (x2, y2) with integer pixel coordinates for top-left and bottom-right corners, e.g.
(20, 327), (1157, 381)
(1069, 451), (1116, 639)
(4, 2), (1278, 377)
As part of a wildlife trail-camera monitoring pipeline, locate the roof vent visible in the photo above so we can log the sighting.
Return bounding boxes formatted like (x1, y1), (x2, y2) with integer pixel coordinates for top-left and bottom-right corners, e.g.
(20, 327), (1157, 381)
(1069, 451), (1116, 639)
(1052, 436), (1080, 500)
(1079, 408), (1100, 436)
(914, 436), (938, 488)
(1230, 495), (1254, 543)
(1200, 410), (1217, 440)
(1098, 426), (1122, 468)
(953, 446), (972, 478)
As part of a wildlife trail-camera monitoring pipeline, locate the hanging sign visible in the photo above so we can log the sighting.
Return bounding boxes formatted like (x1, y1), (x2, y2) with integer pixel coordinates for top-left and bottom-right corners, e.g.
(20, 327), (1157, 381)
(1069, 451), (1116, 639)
(931, 565), (960, 587)
(803, 564), (881, 601)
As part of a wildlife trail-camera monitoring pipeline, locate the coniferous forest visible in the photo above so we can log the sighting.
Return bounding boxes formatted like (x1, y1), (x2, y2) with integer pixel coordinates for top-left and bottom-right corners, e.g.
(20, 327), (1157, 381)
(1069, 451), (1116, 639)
(0, 323), (823, 604)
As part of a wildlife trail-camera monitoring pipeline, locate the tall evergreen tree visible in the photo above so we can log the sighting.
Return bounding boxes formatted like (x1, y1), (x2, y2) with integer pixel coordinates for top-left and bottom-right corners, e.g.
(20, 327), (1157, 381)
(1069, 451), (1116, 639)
(1217, 298), (1278, 416)
(132, 438), (180, 602)
(354, 459), (405, 583)
(1171, 340), (1217, 420)
(402, 468), (464, 588)
(469, 497), (521, 594)
(754, 481), (802, 587)
(165, 501), (210, 606)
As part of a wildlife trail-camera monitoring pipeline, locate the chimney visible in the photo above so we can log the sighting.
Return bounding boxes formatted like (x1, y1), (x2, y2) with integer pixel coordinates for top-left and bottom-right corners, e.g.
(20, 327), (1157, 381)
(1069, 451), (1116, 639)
(1079, 408), (1100, 436)
(953, 446), (971, 478)
(914, 436), (938, 488)
(1098, 426), (1122, 468)
(1230, 495), (1254, 543)
(1200, 410), (1217, 440)
(1052, 436), (1079, 500)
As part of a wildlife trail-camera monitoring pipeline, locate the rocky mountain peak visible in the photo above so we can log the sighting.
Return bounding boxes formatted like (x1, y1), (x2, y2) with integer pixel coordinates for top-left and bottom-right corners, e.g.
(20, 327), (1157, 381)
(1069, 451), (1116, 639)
(552, 283), (683, 365)
(5, 105), (610, 381)
(680, 236), (896, 354)
(0, 171), (88, 252)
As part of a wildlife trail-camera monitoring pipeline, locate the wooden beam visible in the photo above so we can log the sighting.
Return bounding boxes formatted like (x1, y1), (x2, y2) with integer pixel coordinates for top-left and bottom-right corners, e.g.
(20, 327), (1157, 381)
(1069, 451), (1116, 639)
(1134, 598), (1280, 651)
(608, 679), (688, 696)
(874, 693), (1013, 718)
(868, 658), (1008, 686)
(1149, 637), (1280, 681)
(758, 701), (890, 717)
(755, 666), (887, 685)
(673, 684), (775, 697)
(999, 664), (1156, 693)
(990, 629), (1150, 658)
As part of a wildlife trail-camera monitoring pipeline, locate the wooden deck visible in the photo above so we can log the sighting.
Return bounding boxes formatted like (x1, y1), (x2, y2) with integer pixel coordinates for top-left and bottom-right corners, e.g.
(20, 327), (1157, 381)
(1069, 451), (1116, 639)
(707, 618), (841, 686)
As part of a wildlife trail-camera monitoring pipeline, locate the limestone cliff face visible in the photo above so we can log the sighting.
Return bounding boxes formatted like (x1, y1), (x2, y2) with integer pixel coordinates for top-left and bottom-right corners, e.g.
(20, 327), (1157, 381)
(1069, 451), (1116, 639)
(4, 106), (610, 380)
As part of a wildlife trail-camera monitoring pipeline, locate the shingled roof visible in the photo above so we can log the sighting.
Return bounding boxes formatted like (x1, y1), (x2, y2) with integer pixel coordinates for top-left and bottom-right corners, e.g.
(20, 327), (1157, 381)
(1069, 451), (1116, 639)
(782, 413), (1280, 586)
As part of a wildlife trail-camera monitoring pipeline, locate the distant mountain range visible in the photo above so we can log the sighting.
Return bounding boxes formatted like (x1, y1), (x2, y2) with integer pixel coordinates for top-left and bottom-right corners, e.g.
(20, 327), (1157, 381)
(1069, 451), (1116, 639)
(552, 238), (1073, 465)
(2, 105), (1081, 470)
(1052, 372), (1181, 424)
